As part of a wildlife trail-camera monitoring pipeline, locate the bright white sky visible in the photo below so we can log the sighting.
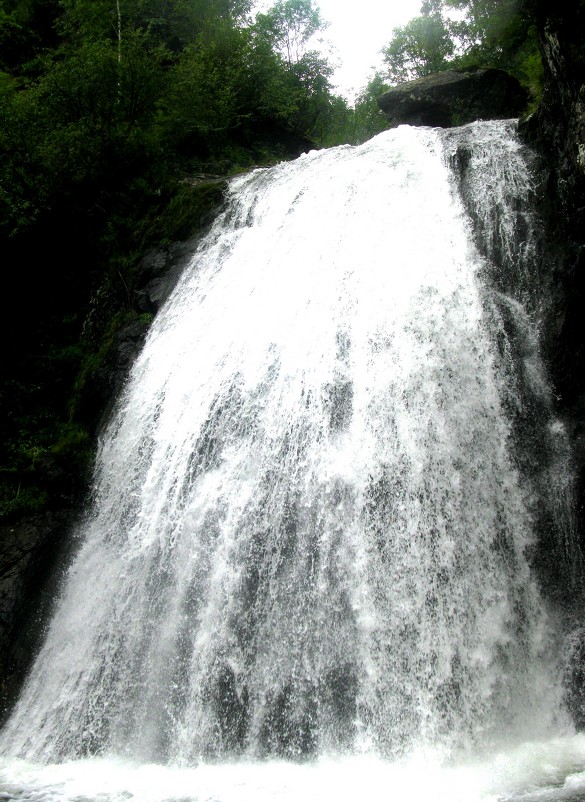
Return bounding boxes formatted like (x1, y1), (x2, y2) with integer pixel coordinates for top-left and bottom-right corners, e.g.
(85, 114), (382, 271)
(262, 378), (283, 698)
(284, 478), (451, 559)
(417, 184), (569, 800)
(253, 0), (424, 100)
(314, 0), (424, 98)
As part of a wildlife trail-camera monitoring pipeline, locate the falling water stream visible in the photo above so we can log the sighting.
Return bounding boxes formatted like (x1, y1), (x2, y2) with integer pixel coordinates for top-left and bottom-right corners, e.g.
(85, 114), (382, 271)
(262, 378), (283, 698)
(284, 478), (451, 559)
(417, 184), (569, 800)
(1, 121), (584, 801)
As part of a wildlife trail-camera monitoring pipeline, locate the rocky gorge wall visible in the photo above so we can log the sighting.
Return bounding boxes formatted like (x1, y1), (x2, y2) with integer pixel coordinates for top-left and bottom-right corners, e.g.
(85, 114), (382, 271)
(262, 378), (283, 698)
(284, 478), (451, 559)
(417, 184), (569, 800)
(521, 0), (585, 724)
(522, 1), (585, 528)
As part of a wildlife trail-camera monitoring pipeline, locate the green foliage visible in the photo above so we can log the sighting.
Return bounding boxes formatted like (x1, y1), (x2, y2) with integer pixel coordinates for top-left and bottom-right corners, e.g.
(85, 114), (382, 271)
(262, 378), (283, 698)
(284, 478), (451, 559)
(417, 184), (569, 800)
(131, 179), (226, 255)
(0, 8), (25, 72)
(0, 384), (84, 521)
(283, 49), (336, 137)
(0, 417), (93, 519)
(254, 0), (326, 66)
(0, 73), (53, 237)
(251, 0), (339, 139)
(382, 5), (454, 85)
(0, 483), (49, 518)
(162, 23), (284, 155)
(324, 73), (390, 147)
(351, 74), (391, 144)
(0, 0), (61, 73)
(445, 0), (543, 96)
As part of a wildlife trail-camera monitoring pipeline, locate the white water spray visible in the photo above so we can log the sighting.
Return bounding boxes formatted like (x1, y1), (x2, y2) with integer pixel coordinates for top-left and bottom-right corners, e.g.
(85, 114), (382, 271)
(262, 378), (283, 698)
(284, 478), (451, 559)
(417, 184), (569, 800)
(0, 121), (581, 801)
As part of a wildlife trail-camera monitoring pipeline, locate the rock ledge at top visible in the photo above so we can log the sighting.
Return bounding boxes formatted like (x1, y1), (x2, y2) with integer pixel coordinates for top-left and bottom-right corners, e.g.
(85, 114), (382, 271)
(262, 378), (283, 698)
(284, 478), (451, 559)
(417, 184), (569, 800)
(377, 68), (528, 129)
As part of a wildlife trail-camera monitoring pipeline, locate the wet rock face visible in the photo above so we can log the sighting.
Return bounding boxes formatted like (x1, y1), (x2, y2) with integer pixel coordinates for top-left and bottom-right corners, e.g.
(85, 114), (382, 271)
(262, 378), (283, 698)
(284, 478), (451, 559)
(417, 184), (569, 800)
(377, 68), (528, 129)
(519, 3), (585, 575)
(563, 627), (585, 730)
(0, 511), (73, 718)
(529, 3), (585, 196)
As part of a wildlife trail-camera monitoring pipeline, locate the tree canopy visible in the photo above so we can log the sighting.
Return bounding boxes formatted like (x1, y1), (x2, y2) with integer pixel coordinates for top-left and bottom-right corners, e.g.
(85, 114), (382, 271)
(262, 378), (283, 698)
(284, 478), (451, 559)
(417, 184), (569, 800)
(0, 0), (350, 242)
(253, 0), (326, 66)
(382, 3), (454, 84)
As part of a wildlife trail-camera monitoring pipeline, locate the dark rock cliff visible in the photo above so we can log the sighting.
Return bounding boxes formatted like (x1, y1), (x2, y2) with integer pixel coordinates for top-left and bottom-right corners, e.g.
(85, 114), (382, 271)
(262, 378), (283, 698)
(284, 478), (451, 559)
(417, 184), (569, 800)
(378, 68), (528, 129)
(518, 0), (585, 724)
(520, 2), (585, 407)
(520, 1), (585, 569)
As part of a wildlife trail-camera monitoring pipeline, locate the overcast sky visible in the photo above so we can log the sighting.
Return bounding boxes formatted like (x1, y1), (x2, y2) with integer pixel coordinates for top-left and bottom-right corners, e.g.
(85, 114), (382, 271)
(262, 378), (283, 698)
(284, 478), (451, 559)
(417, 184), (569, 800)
(253, 0), (424, 99)
(314, 0), (424, 98)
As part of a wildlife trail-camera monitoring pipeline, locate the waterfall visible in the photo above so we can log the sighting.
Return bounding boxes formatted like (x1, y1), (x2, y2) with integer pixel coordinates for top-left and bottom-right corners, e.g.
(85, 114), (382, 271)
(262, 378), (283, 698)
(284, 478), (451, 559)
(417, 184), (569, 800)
(1, 120), (583, 802)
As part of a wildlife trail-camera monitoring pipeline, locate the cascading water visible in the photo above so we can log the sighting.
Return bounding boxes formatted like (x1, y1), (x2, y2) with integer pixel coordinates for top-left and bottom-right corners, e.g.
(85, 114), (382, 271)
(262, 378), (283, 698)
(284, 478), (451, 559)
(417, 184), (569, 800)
(1, 120), (584, 802)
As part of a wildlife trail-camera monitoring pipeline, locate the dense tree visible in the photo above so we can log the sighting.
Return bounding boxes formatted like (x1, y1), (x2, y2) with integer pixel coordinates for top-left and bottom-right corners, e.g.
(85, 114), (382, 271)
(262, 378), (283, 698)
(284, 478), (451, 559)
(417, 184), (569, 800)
(57, 0), (252, 52)
(0, 0), (61, 72)
(332, 73), (390, 146)
(382, 2), (454, 84)
(253, 0), (326, 66)
(0, 0), (345, 239)
(444, 0), (542, 95)
(251, 0), (343, 140)
(162, 22), (291, 161)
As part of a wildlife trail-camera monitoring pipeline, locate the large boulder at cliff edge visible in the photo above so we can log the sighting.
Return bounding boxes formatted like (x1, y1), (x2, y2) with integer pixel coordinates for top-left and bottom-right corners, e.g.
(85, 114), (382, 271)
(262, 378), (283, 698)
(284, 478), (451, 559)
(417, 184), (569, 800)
(377, 68), (528, 128)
